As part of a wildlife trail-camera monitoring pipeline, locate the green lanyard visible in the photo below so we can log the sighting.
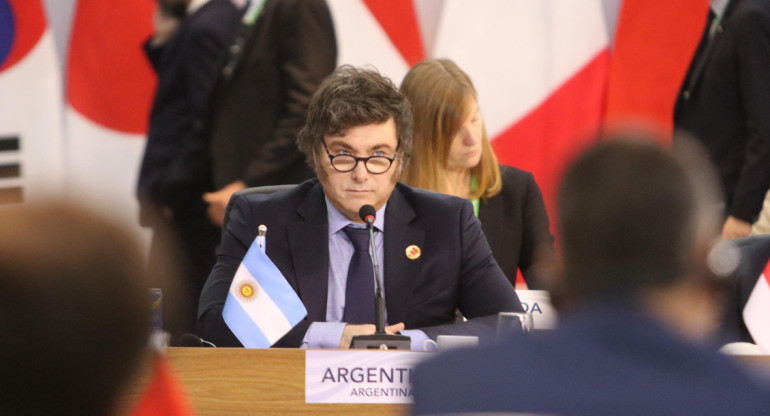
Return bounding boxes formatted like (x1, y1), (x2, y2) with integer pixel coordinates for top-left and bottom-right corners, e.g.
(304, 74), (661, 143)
(243, 0), (266, 26)
(709, 0), (731, 36)
(470, 175), (480, 218)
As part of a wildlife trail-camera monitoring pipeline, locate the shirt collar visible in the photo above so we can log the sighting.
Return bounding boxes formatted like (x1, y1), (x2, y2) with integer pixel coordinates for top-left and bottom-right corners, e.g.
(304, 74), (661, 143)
(325, 197), (386, 235)
(187, 0), (211, 15)
(710, 0), (729, 16)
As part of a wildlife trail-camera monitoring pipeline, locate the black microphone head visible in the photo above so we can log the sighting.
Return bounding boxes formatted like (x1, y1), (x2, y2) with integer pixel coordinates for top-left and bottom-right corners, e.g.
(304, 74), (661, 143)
(359, 204), (376, 225)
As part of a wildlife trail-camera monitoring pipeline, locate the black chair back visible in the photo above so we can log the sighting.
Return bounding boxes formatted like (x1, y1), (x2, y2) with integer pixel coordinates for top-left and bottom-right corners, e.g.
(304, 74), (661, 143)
(221, 185), (297, 235)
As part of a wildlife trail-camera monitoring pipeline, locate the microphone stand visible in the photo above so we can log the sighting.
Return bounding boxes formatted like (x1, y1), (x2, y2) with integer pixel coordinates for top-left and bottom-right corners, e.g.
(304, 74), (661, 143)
(370, 224), (387, 335)
(349, 218), (411, 350)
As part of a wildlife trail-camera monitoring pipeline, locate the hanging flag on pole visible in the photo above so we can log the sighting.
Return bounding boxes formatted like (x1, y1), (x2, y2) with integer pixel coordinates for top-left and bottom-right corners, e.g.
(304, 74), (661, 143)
(0, 0), (63, 205)
(65, 0), (156, 236)
(223, 235), (307, 348)
(743, 259), (770, 353)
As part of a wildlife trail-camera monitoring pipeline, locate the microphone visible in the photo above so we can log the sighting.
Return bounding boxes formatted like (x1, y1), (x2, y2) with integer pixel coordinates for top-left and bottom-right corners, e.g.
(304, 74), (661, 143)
(349, 205), (411, 350)
(359, 204), (376, 226)
(179, 333), (216, 347)
(358, 205), (386, 334)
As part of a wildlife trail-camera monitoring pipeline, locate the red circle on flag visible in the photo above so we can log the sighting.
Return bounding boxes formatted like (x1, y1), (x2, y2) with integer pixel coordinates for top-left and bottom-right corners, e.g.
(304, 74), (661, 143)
(0, 0), (46, 73)
(67, 0), (157, 134)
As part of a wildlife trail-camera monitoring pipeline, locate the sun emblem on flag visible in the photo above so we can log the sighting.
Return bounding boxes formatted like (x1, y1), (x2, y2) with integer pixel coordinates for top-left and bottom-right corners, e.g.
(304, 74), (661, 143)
(237, 281), (258, 302)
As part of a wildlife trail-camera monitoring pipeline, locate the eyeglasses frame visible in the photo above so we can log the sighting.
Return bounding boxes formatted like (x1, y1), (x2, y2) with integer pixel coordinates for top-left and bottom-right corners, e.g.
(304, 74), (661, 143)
(321, 140), (398, 175)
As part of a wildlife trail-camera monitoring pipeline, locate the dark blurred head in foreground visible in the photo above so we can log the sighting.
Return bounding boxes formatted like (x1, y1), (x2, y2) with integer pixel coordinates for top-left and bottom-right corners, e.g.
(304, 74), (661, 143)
(556, 132), (723, 338)
(0, 202), (150, 416)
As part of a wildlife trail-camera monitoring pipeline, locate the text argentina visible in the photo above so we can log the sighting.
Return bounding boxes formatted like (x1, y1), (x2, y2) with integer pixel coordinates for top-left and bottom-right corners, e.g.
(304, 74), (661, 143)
(321, 366), (412, 384)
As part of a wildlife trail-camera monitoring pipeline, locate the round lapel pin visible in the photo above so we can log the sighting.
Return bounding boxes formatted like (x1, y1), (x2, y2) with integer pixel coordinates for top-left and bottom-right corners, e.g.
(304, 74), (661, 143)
(405, 245), (421, 260)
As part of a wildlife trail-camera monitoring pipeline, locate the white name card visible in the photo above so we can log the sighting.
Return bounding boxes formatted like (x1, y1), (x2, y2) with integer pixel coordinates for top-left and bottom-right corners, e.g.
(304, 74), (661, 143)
(305, 350), (428, 404)
(516, 290), (558, 329)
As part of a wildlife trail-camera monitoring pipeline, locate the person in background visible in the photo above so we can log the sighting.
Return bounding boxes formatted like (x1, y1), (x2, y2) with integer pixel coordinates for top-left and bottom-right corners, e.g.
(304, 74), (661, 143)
(674, 0), (770, 240)
(400, 59), (554, 289)
(197, 65), (522, 349)
(137, 0), (242, 341)
(412, 133), (770, 416)
(0, 202), (150, 416)
(146, 0), (186, 52)
(200, 0), (337, 226)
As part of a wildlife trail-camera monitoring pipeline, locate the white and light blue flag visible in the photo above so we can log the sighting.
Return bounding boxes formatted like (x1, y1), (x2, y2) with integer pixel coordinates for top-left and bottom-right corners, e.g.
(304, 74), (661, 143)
(223, 238), (307, 348)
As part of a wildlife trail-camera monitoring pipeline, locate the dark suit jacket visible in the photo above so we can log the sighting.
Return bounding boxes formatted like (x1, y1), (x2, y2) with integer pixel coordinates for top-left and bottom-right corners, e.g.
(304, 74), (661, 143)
(138, 0), (241, 210)
(136, 0), (242, 340)
(479, 165), (554, 289)
(674, 0), (770, 222)
(413, 303), (770, 416)
(198, 180), (523, 347)
(206, 0), (337, 189)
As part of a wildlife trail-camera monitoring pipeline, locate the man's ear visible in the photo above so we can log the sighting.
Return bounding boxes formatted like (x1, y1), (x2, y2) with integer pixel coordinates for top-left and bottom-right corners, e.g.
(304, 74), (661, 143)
(312, 148), (328, 180)
(392, 154), (405, 179)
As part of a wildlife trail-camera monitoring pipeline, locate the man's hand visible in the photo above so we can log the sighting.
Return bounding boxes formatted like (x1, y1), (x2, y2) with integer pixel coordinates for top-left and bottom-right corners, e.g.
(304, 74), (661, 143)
(338, 322), (405, 349)
(203, 181), (247, 226)
(722, 215), (752, 240)
(386, 322), (405, 334)
(150, 9), (181, 46)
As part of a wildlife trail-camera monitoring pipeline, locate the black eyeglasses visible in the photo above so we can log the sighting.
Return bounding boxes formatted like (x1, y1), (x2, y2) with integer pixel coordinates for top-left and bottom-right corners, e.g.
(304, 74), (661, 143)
(321, 141), (397, 174)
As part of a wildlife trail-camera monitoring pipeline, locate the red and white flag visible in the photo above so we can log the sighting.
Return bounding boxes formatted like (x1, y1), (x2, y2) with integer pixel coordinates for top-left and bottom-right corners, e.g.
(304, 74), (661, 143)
(434, 0), (609, 232)
(65, 0), (156, 234)
(743, 259), (770, 353)
(0, 0), (63, 204)
(327, 0), (424, 83)
(605, 0), (709, 137)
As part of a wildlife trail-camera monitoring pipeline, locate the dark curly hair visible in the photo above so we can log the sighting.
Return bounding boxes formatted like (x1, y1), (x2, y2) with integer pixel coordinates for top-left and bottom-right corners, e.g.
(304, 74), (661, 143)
(296, 65), (413, 172)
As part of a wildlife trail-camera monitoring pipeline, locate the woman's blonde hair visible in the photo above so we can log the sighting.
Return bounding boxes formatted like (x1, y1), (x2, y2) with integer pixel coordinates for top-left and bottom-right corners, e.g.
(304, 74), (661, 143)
(400, 59), (501, 200)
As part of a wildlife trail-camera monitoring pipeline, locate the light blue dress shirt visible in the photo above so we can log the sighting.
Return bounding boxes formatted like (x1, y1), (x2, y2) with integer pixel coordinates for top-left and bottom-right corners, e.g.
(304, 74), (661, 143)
(300, 198), (428, 349)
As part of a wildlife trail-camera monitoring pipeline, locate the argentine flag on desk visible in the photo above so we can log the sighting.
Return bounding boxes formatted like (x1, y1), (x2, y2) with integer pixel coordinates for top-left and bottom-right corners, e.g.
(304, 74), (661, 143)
(223, 238), (306, 348)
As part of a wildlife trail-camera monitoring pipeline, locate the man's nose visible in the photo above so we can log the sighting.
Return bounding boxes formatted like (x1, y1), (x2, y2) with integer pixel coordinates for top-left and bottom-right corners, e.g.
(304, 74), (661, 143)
(350, 160), (369, 181)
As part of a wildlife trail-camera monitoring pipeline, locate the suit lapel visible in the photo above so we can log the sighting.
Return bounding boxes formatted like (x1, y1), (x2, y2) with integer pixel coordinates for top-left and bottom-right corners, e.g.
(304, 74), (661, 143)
(383, 185), (425, 325)
(684, 2), (737, 95)
(219, 0), (270, 86)
(287, 182), (329, 322)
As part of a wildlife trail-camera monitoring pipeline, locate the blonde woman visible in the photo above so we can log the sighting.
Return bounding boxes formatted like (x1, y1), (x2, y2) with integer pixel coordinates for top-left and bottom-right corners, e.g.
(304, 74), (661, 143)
(401, 59), (554, 288)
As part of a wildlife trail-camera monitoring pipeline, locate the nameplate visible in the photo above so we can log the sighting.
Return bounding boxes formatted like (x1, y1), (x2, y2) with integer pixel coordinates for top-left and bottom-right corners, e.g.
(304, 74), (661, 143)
(305, 350), (427, 404)
(516, 290), (558, 329)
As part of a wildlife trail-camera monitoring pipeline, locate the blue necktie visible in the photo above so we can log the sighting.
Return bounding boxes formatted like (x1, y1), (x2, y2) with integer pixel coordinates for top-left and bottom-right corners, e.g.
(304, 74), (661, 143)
(342, 226), (375, 324)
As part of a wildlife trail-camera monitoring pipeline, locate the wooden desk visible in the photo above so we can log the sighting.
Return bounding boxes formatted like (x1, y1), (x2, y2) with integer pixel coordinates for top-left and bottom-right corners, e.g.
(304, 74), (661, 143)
(125, 348), (409, 416)
(123, 348), (770, 416)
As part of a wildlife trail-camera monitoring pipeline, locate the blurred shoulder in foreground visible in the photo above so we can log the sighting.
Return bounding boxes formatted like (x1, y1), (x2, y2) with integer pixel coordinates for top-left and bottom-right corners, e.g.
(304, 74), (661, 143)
(412, 130), (770, 416)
